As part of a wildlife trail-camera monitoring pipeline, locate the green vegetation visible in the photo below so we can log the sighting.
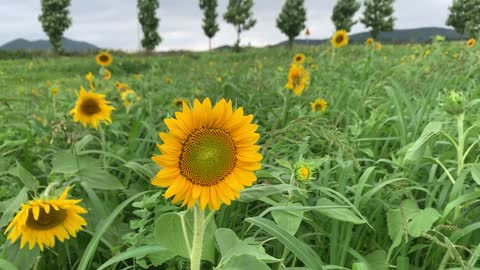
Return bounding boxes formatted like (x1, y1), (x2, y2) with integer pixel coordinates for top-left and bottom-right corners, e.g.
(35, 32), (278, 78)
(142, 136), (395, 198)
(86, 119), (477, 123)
(199, 0), (220, 50)
(276, 0), (307, 49)
(38, 0), (72, 54)
(361, 0), (396, 38)
(137, 0), (162, 52)
(331, 0), (361, 32)
(0, 41), (479, 270)
(223, 0), (256, 51)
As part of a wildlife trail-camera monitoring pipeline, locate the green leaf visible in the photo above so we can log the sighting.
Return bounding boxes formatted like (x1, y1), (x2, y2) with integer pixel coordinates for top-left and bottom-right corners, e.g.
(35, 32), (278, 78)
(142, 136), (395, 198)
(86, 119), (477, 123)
(403, 121), (442, 163)
(239, 184), (301, 202)
(316, 198), (366, 224)
(0, 188), (28, 228)
(220, 254), (271, 270)
(77, 166), (125, 190)
(245, 217), (323, 270)
(470, 164), (480, 185)
(96, 245), (169, 270)
(124, 161), (156, 179)
(0, 259), (19, 270)
(154, 209), (217, 263)
(11, 161), (39, 191)
(215, 228), (280, 268)
(272, 203), (304, 235)
(77, 191), (151, 270)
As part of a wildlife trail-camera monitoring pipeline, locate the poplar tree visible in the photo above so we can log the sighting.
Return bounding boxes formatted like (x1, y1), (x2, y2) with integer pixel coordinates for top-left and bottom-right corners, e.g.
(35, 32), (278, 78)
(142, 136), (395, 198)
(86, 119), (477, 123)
(199, 0), (220, 50)
(223, 0), (256, 51)
(360, 0), (395, 39)
(276, 0), (307, 49)
(446, 0), (480, 37)
(38, 0), (72, 54)
(137, 0), (161, 52)
(331, 0), (361, 32)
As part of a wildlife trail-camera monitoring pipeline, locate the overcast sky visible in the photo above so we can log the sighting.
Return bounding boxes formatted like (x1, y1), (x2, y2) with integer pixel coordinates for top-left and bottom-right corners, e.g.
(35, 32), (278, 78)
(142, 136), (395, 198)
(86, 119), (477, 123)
(0, 0), (453, 51)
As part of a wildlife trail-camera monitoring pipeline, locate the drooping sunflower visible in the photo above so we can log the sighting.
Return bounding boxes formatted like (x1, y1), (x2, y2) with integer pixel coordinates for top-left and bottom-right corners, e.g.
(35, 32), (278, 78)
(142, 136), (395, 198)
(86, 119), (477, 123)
(121, 89), (140, 109)
(285, 64), (309, 96)
(96, 51), (113, 67)
(293, 53), (305, 64)
(366, 38), (374, 46)
(70, 87), (115, 129)
(331, 30), (348, 48)
(4, 186), (87, 251)
(103, 69), (112, 80)
(310, 98), (328, 112)
(151, 98), (262, 210)
(467, 38), (476, 48)
(86, 72), (95, 90)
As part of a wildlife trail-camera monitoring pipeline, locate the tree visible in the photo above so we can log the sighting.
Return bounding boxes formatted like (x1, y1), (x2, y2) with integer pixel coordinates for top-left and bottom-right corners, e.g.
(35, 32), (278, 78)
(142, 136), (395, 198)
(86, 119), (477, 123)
(331, 0), (361, 32)
(276, 0), (307, 49)
(38, 0), (72, 54)
(137, 0), (161, 52)
(223, 0), (256, 51)
(360, 0), (395, 39)
(199, 0), (220, 50)
(446, 0), (480, 37)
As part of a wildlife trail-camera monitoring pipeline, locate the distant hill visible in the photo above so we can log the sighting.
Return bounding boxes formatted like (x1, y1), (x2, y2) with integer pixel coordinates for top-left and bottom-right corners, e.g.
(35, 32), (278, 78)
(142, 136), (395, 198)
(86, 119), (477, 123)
(0, 37), (98, 52)
(277, 27), (467, 46)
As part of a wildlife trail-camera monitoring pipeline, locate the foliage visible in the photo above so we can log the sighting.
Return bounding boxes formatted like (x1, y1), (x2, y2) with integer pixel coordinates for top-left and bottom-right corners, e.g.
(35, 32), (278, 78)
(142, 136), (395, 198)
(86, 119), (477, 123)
(199, 0), (220, 50)
(360, 0), (395, 39)
(446, 0), (480, 37)
(223, 0), (256, 51)
(38, 0), (72, 54)
(332, 0), (361, 32)
(276, 0), (307, 48)
(137, 0), (161, 51)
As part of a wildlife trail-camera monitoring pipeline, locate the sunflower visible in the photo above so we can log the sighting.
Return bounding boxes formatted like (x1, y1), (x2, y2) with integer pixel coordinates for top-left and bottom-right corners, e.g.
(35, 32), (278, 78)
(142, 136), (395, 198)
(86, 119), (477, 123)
(310, 98), (328, 112)
(285, 64), (309, 96)
(331, 30), (348, 48)
(96, 51), (113, 67)
(114, 81), (129, 92)
(121, 89), (140, 109)
(294, 164), (313, 182)
(103, 69), (112, 80)
(70, 87), (115, 129)
(467, 38), (476, 48)
(4, 186), (87, 251)
(172, 97), (187, 107)
(86, 72), (95, 90)
(51, 88), (58, 96)
(366, 38), (374, 46)
(375, 42), (382, 51)
(293, 53), (305, 64)
(151, 98), (262, 210)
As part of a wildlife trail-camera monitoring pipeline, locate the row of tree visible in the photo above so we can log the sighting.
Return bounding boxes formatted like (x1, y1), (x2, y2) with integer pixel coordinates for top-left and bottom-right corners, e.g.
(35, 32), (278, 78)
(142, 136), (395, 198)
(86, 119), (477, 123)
(38, 0), (480, 53)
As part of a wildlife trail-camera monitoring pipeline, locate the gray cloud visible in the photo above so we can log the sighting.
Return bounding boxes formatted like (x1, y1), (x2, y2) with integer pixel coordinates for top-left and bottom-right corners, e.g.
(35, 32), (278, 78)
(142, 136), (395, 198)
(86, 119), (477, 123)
(0, 0), (453, 51)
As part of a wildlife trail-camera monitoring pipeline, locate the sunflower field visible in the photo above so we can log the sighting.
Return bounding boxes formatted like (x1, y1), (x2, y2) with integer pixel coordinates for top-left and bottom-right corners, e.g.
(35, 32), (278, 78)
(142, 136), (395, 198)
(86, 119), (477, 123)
(0, 38), (480, 270)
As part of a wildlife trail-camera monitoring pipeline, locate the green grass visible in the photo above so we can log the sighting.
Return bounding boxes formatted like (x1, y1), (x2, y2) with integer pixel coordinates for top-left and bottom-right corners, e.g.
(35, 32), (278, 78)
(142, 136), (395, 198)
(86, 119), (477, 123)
(1, 42), (480, 270)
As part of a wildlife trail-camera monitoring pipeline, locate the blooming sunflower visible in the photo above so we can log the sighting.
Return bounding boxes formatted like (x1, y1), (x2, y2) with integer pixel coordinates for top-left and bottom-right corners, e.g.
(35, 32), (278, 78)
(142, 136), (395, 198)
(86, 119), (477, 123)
(366, 38), (374, 46)
(375, 42), (382, 51)
(331, 30), (348, 48)
(285, 64), (309, 96)
(51, 88), (58, 96)
(293, 53), (305, 64)
(310, 98), (328, 112)
(96, 51), (113, 67)
(294, 164), (313, 182)
(70, 87), (115, 129)
(467, 38), (476, 48)
(103, 69), (112, 80)
(151, 98), (262, 210)
(4, 186), (87, 251)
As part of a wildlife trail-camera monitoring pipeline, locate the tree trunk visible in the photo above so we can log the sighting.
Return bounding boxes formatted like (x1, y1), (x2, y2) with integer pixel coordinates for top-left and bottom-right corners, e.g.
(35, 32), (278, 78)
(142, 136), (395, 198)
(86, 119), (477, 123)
(209, 38), (211, 51)
(235, 26), (241, 52)
(288, 37), (293, 50)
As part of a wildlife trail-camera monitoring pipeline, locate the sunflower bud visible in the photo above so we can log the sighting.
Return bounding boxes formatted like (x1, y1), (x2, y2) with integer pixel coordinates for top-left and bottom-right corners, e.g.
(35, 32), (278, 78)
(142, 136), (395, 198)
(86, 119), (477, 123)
(443, 91), (465, 116)
(294, 163), (314, 182)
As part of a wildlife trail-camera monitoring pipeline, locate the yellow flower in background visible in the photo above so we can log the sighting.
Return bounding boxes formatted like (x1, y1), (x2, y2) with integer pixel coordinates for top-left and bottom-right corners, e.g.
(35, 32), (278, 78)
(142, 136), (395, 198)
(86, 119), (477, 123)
(4, 186), (87, 251)
(366, 38), (374, 46)
(103, 69), (111, 80)
(293, 53), (305, 64)
(165, 76), (173, 84)
(294, 163), (314, 182)
(172, 97), (187, 107)
(31, 89), (37, 96)
(70, 87), (115, 129)
(133, 73), (142, 79)
(121, 89), (140, 109)
(375, 42), (382, 51)
(46, 81), (52, 87)
(285, 64), (309, 96)
(467, 38), (476, 48)
(331, 30), (348, 48)
(310, 98), (328, 112)
(114, 81), (129, 92)
(217, 77), (223, 83)
(51, 88), (58, 96)
(96, 51), (113, 67)
(151, 98), (262, 210)
(86, 72), (95, 90)
(423, 49), (430, 58)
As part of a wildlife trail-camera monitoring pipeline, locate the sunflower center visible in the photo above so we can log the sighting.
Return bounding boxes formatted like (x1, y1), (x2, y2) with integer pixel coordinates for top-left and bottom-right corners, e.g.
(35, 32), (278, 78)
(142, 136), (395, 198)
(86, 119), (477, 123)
(26, 207), (67, 230)
(100, 55), (109, 62)
(179, 128), (236, 186)
(80, 98), (101, 115)
(296, 56), (302, 62)
(336, 35), (344, 44)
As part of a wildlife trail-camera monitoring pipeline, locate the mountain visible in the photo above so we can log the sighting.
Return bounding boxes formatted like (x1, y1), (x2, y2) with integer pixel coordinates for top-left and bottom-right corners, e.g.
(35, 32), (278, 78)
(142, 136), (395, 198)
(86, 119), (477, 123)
(277, 27), (467, 46)
(0, 37), (98, 52)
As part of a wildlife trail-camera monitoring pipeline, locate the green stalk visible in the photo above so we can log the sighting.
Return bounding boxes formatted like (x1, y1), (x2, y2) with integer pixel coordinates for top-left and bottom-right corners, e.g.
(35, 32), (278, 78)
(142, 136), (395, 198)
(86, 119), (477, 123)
(190, 205), (205, 270)
(98, 124), (108, 169)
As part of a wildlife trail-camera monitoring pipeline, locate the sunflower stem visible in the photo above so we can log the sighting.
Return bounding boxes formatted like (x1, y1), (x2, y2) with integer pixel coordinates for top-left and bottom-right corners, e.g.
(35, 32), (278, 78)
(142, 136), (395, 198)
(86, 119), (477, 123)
(98, 124), (108, 169)
(43, 181), (59, 197)
(190, 205), (205, 270)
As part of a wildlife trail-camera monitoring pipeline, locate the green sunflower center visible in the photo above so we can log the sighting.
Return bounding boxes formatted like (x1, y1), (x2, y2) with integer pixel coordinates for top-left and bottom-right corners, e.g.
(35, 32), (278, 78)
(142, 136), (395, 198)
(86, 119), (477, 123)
(26, 206), (67, 230)
(336, 35), (344, 44)
(99, 55), (110, 63)
(179, 128), (236, 186)
(80, 98), (101, 115)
